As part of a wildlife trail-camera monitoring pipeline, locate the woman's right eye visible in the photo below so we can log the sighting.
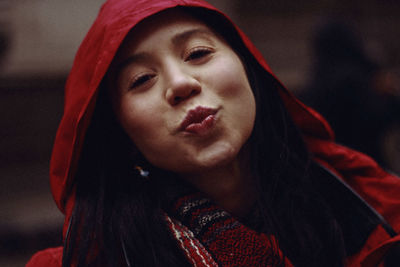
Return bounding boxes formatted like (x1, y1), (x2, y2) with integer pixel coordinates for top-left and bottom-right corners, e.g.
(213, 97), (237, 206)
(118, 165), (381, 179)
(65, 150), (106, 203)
(129, 74), (155, 89)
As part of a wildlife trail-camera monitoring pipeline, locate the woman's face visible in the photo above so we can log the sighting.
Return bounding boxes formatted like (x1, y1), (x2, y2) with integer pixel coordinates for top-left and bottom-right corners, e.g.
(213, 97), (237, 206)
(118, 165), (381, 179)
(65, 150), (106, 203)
(110, 9), (256, 175)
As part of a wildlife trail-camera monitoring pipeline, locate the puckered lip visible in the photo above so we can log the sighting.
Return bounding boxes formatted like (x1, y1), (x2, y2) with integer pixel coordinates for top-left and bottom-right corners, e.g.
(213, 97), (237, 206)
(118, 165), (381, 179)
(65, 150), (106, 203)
(179, 106), (218, 132)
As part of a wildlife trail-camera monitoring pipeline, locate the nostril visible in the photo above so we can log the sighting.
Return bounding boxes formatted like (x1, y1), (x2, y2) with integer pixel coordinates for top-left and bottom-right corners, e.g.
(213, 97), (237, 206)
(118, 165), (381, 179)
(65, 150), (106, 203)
(171, 88), (199, 105)
(174, 96), (182, 105)
(189, 89), (198, 97)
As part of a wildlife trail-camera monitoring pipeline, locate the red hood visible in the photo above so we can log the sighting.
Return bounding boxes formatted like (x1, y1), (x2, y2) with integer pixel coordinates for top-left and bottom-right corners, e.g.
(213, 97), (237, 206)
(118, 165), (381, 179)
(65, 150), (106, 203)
(51, 0), (336, 238)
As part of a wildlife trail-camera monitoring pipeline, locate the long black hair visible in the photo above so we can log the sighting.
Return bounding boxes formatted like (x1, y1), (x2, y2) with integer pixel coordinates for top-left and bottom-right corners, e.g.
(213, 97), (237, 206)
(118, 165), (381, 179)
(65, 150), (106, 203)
(62, 7), (346, 267)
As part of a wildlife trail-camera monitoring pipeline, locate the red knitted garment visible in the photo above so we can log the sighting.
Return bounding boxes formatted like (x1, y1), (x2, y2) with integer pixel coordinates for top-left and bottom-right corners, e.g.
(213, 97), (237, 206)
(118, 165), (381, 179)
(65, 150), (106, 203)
(167, 191), (294, 267)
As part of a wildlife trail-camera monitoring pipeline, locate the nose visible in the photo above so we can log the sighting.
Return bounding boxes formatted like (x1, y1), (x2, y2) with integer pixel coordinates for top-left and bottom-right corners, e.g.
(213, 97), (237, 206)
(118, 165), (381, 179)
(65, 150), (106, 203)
(165, 66), (201, 106)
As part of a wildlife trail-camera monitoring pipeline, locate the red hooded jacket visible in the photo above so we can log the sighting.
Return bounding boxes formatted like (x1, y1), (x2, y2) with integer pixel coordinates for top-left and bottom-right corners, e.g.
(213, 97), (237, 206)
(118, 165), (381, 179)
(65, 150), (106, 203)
(27, 0), (400, 266)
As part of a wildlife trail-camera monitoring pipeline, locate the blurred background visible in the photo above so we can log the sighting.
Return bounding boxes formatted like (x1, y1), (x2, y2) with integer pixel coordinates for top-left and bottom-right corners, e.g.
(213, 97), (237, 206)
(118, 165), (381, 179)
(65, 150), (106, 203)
(0, 0), (399, 265)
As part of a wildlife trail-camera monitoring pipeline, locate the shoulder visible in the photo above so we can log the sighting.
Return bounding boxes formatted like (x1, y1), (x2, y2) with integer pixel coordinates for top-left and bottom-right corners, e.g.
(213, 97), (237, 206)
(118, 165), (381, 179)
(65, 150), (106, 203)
(26, 247), (63, 267)
(306, 138), (400, 264)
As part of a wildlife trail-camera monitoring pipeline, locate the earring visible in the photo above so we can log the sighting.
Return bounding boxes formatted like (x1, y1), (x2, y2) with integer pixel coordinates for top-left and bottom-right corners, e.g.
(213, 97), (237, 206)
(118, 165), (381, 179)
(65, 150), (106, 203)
(135, 165), (149, 178)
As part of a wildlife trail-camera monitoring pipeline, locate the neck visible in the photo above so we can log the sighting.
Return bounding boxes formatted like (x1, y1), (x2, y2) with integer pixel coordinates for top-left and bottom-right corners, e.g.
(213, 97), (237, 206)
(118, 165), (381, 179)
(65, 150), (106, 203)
(180, 151), (255, 218)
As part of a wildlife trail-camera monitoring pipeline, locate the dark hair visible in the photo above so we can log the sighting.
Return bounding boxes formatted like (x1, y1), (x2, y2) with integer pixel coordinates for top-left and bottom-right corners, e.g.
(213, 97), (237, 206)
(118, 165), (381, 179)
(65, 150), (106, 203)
(62, 7), (346, 267)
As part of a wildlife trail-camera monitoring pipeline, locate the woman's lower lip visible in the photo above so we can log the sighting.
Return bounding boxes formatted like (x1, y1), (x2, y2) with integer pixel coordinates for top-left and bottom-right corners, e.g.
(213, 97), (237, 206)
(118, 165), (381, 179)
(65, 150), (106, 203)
(184, 114), (216, 134)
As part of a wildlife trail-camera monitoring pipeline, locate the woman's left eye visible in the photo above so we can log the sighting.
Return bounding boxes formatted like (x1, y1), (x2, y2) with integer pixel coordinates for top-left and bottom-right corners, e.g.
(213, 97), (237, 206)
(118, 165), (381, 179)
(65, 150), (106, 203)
(184, 47), (213, 62)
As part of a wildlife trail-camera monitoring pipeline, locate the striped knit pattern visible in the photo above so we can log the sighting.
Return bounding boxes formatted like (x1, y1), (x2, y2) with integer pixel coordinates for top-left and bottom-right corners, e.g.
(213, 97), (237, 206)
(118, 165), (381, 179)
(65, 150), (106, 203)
(168, 192), (294, 267)
(165, 215), (218, 267)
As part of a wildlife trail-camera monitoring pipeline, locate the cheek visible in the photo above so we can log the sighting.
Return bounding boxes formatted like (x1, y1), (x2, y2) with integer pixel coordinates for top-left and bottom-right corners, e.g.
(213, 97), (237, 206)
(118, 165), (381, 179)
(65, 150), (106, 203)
(215, 56), (256, 136)
(115, 96), (178, 168)
(211, 56), (255, 113)
(116, 96), (161, 146)
(117, 98), (146, 132)
(208, 55), (251, 97)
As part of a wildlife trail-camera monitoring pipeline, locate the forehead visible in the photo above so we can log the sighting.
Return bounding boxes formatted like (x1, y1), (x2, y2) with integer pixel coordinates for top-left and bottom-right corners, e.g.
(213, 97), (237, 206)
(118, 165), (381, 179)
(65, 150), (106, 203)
(115, 9), (217, 57)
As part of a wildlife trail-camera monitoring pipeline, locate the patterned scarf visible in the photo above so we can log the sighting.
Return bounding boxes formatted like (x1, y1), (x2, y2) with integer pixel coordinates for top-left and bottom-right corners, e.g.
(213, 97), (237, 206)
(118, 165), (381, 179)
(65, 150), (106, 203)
(162, 180), (294, 267)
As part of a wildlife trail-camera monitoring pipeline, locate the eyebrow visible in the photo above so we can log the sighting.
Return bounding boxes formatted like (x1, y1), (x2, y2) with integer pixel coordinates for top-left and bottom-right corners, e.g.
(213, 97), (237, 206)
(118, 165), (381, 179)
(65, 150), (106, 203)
(114, 53), (150, 76)
(171, 28), (215, 46)
(114, 28), (215, 75)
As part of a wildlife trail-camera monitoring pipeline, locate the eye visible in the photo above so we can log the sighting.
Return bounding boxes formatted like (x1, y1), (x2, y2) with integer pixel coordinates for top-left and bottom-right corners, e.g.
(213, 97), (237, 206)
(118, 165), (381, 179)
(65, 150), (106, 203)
(184, 47), (213, 62)
(129, 73), (155, 89)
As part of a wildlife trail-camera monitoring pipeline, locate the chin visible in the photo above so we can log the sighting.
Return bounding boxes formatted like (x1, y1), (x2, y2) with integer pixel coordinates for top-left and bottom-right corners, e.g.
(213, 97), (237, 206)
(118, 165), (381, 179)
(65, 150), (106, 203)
(184, 140), (240, 173)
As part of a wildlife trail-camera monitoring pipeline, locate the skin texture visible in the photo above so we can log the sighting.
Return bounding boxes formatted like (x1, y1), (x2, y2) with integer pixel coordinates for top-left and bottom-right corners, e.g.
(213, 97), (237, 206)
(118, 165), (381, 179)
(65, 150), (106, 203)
(109, 9), (256, 216)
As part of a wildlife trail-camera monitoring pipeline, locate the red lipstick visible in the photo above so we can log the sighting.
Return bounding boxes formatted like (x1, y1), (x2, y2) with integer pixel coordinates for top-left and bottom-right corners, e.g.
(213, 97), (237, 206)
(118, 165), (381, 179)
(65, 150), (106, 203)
(180, 106), (218, 134)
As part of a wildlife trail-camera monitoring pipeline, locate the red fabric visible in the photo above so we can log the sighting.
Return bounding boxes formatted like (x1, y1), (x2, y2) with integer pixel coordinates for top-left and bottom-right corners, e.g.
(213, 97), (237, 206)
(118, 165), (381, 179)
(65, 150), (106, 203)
(205, 225), (291, 266)
(26, 247), (62, 267)
(305, 137), (400, 266)
(28, 0), (399, 266)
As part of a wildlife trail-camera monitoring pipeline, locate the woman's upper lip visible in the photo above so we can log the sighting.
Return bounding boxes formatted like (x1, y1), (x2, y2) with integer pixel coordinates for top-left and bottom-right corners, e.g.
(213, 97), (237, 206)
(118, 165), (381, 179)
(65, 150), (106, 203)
(179, 106), (218, 132)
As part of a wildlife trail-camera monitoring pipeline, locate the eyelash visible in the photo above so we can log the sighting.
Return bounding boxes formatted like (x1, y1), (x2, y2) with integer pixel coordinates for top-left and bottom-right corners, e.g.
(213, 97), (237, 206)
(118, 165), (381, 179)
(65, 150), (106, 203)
(185, 47), (213, 62)
(129, 73), (155, 89)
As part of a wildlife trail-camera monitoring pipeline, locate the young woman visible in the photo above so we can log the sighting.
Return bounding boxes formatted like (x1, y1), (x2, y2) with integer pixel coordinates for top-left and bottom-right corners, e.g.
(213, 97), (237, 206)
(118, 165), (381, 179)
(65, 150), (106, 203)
(27, 0), (400, 266)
